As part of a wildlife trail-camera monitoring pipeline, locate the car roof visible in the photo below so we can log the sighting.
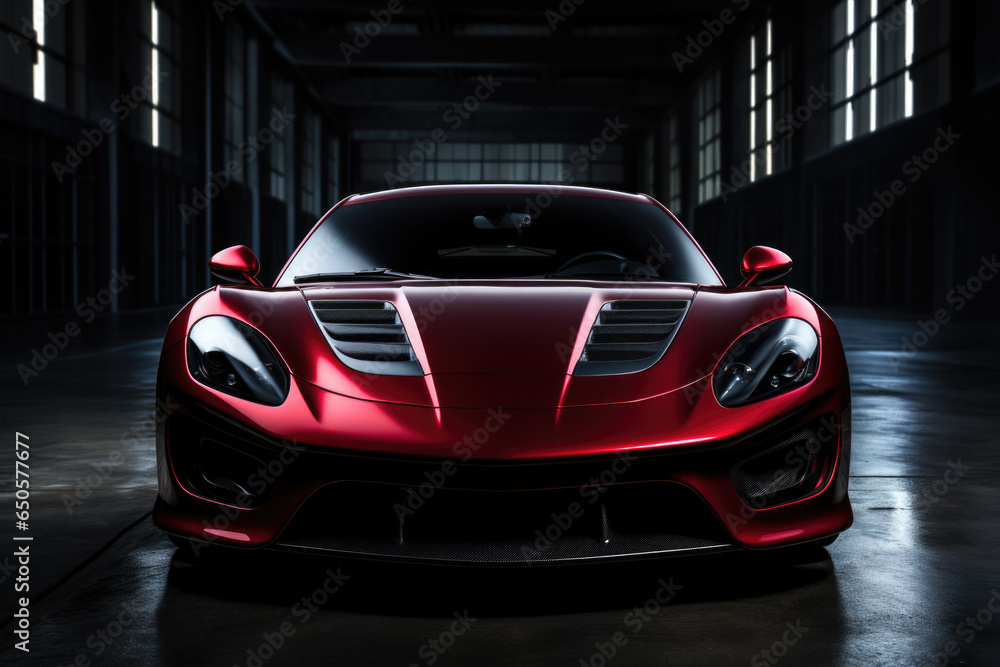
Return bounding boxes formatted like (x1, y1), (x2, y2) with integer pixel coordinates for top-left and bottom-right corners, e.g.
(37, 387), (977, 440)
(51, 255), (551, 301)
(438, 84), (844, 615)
(345, 184), (654, 205)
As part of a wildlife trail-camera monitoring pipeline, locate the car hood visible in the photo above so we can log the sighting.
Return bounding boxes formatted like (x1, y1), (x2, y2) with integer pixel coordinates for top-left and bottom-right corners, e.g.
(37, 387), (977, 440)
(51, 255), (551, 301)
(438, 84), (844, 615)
(178, 280), (814, 409)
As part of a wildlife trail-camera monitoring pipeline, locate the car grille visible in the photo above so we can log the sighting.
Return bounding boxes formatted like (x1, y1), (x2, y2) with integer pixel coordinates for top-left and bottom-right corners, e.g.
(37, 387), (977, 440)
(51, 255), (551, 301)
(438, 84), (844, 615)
(309, 300), (423, 376)
(574, 299), (689, 376)
(275, 481), (733, 564)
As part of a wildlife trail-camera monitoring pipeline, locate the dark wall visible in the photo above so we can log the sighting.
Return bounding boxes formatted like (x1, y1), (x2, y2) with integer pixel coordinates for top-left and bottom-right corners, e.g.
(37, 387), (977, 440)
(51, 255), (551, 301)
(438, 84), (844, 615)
(0, 0), (343, 319)
(1, 0), (997, 320)
(688, 0), (1000, 317)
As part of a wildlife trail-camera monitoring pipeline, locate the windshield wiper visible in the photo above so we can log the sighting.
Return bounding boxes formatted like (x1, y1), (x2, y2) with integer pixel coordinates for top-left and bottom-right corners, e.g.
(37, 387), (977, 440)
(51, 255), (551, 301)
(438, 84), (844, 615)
(437, 245), (556, 258)
(293, 268), (436, 284)
(544, 271), (659, 281)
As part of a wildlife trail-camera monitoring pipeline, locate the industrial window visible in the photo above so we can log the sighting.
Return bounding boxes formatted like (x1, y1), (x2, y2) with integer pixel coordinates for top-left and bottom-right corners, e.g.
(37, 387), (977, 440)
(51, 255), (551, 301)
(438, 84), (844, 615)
(748, 19), (791, 181)
(141, 0), (182, 154)
(326, 136), (340, 207)
(31, 0), (64, 105)
(300, 109), (321, 216)
(830, 0), (939, 146)
(0, 4), (31, 98)
(643, 133), (655, 197)
(695, 69), (722, 203)
(667, 114), (682, 214)
(223, 21), (245, 183)
(0, 0), (85, 112)
(357, 141), (625, 191)
(269, 72), (291, 201)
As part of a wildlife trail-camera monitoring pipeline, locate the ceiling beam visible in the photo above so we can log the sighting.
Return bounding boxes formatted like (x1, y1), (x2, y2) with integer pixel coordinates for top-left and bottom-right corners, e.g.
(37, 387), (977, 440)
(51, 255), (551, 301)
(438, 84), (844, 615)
(288, 35), (678, 69)
(318, 77), (674, 108)
(337, 106), (655, 134)
(251, 0), (738, 18)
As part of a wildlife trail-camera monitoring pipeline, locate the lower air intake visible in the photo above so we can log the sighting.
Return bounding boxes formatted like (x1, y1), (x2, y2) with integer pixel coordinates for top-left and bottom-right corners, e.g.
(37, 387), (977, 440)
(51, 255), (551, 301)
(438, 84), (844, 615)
(729, 417), (836, 509)
(276, 481), (734, 564)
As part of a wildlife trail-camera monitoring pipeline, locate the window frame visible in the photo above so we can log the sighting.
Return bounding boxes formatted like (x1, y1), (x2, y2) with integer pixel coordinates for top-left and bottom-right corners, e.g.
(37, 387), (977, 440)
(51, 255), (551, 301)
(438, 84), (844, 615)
(829, 0), (915, 145)
(140, 0), (182, 154)
(695, 68), (722, 204)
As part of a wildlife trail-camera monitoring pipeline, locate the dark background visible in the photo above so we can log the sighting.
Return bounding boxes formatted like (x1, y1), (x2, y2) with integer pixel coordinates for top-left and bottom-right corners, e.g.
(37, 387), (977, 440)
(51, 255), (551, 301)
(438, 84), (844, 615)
(1, 0), (998, 318)
(3, 3), (1000, 666)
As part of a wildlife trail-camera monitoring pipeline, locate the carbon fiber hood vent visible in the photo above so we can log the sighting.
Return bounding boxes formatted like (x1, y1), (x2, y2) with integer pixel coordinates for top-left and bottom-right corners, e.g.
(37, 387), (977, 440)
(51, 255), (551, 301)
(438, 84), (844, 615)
(573, 300), (690, 376)
(309, 301), (423, 376)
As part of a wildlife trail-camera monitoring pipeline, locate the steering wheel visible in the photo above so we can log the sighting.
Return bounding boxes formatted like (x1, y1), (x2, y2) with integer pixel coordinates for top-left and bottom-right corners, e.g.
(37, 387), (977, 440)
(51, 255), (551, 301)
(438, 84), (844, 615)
(556, 251), (629, 273)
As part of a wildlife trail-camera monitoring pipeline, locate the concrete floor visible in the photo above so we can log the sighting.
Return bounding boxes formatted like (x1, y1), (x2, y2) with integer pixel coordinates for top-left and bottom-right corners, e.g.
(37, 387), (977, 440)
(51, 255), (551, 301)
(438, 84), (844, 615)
(2, 306), (999, 666)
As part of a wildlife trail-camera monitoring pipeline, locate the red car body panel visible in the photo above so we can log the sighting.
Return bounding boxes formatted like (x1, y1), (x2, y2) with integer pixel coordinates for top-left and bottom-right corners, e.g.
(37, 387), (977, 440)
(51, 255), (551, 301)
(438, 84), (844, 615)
(154, 185), (852, 563)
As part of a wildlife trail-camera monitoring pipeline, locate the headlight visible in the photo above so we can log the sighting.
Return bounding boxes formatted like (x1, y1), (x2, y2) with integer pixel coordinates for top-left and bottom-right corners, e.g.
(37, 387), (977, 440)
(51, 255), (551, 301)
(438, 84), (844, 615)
(713, 318), (819, 407)
(187, 316), (289, 406)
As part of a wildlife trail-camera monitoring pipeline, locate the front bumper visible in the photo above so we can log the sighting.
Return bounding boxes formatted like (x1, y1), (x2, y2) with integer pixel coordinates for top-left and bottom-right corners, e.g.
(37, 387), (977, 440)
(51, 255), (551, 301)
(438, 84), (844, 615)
(153, 381), (852, 564)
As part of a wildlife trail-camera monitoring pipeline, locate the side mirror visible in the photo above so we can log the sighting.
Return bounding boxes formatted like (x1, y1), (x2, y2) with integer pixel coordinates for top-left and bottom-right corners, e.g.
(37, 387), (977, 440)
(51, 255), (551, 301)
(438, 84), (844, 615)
(738, 246), (793, 287)
(208, 245), (262, 286)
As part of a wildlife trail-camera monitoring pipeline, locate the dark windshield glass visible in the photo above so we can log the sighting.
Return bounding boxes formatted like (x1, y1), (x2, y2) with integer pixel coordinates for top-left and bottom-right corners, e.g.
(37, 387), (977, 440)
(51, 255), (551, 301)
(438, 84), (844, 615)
(275, 192), (721, 286)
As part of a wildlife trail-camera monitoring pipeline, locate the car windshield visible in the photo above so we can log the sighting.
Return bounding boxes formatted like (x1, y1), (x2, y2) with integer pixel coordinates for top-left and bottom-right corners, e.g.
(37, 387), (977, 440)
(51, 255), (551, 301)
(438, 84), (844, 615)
(275, 191), (722, 286)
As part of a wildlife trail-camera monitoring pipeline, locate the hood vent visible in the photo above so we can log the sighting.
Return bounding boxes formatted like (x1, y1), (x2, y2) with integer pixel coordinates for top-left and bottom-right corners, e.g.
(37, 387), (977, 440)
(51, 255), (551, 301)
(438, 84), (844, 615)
(573, 300), (690, 376)
(309, 301), (423, 376)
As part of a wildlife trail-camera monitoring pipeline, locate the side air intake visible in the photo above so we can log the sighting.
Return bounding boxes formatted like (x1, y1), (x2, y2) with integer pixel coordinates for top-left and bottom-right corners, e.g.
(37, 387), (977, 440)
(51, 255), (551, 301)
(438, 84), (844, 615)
(573, 300), (689, 376)
(309, 301), (423, 376)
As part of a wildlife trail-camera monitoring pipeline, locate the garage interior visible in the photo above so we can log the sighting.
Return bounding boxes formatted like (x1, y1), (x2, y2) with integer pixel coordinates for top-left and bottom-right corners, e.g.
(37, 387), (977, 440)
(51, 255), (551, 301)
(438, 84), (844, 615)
(1, 0), (999, 665)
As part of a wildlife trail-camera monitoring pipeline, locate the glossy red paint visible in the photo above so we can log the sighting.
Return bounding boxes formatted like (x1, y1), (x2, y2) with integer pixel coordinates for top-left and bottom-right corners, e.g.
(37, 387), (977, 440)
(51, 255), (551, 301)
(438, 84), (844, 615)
(154, 185), (852, 559)
(208, 245), (263, 287)
(739, 245), (794, 287)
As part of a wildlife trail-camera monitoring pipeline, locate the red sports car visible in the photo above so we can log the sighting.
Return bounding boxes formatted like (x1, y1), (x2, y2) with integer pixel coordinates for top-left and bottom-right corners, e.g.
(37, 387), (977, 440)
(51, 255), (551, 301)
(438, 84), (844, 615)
(154, 184), (852, 563)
